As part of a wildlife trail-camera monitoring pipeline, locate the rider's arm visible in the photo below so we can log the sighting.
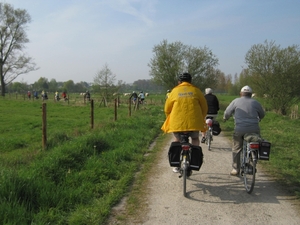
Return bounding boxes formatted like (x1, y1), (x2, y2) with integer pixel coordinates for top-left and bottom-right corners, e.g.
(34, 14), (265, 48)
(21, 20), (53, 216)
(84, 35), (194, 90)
(255, 102), (265, 120)
(223, 100), (235, 120)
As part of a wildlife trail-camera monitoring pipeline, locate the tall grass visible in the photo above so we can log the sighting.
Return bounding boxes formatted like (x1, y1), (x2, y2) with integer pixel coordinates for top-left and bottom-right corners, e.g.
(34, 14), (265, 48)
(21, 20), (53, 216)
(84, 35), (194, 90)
(0, 97), (165, 224)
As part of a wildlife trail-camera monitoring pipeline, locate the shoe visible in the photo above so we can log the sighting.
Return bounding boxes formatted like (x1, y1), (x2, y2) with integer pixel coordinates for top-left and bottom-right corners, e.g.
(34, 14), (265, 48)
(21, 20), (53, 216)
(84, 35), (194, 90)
(173, 167), (180, 173)
(230, 169), (239, 176)
(201, 137), (206, 143)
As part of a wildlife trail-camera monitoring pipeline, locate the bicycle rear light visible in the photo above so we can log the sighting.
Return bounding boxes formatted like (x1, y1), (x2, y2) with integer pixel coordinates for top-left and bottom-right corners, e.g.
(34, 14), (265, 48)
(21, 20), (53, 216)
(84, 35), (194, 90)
(182, 145), (190, 150)
(249, 143), (260, 149)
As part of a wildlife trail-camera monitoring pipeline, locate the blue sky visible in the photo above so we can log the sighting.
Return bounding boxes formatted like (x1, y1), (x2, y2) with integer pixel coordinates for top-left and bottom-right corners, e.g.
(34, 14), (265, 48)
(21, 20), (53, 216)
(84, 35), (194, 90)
(5, 0), (300, 84)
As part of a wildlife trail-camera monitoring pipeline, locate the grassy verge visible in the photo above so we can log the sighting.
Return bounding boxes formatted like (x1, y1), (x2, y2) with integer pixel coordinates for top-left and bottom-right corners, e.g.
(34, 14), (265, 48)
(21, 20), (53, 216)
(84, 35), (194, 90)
(0, 98), (166, 224)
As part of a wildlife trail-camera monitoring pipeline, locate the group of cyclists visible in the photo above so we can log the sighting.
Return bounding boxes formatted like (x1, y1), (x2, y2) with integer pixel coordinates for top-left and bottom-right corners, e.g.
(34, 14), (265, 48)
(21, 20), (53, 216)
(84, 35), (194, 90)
(162, 72), (265, 176)
(129, 91), (145, 104)
(28, 90), (68, 101)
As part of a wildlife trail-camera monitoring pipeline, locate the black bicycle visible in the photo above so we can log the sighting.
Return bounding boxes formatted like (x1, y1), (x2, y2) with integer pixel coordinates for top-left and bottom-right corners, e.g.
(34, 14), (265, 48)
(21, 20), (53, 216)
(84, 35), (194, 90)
(168, 133), (203, 197)
(178, 133), (192, 197)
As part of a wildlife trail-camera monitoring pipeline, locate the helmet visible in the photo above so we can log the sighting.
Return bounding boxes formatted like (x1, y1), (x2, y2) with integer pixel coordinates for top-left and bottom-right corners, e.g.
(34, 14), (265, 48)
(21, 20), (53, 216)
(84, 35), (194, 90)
(205, 88), (212, 94)
(206, 118), (213, 127)
(240, 85), (252, 93)
(178, 73), (192, 82)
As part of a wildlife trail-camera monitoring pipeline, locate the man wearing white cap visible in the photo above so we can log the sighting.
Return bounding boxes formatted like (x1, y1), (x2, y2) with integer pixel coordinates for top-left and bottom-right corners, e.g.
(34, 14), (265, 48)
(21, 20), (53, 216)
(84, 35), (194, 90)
(223, 85), (265, 176)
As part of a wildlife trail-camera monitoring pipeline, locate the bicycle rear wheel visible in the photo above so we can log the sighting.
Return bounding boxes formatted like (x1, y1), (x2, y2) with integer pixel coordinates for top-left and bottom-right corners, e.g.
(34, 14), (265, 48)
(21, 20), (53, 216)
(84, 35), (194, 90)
(205, 130), (211, 150)
(243, 153), (256, 194)
(182, 156), (187, 197)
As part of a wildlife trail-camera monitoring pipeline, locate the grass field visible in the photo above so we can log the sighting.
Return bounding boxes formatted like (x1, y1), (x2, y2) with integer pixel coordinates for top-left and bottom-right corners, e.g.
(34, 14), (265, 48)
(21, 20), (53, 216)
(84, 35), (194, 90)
(0, 93), (299, 224)
(0, 95), (166, 224)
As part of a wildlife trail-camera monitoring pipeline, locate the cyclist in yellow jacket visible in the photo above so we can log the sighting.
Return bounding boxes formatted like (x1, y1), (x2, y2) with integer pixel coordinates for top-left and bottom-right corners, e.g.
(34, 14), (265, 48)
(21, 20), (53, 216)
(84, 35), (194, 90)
(161, 72), (208, 147)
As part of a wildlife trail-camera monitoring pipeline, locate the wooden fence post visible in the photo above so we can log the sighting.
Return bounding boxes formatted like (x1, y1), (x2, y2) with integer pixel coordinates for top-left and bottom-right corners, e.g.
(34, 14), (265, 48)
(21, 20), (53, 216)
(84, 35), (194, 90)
(114, 98), (117, 121)
(128, 98), (131, 117)
(91, 99), (94, 129)
(42, 103), (47, 150)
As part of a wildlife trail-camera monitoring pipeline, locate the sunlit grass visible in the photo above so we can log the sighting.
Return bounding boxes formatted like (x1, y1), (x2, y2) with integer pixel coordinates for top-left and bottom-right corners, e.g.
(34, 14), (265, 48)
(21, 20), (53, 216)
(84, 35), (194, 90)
(0, 97), (165, 224)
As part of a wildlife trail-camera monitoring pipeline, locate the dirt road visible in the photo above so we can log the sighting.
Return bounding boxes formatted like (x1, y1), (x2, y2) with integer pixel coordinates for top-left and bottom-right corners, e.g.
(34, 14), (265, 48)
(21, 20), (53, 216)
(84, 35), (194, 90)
(122, 133), (300, 225)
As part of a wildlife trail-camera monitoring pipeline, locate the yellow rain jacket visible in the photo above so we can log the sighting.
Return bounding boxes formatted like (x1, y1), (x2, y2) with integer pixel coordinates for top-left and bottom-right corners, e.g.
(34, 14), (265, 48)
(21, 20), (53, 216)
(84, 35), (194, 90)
(161, 82), (208, 133)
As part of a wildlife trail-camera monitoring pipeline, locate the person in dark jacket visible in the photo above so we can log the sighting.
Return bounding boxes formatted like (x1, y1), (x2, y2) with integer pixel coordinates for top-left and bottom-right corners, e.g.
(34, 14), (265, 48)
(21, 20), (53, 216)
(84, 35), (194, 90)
(201, 88), (220, 143)
(129, 91), (138, 104)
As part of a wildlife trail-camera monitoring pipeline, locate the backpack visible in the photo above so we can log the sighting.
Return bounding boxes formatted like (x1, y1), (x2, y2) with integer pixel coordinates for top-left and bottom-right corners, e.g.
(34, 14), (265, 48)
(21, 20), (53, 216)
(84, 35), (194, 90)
(212, 120), (221, 136)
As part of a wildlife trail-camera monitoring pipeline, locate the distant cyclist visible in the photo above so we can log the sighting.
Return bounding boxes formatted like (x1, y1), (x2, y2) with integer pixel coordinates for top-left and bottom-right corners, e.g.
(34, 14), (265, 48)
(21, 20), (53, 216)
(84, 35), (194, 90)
(201, 88), (220, 143)
(138, 91), (145, 104)
(161, 72), (208, 173)
(129, 91), (138, 104)
(223, 85), (265, 176)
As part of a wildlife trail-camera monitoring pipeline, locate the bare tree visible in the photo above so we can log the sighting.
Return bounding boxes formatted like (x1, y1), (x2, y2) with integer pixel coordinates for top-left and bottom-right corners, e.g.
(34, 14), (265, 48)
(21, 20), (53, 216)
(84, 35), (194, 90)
(0, 3), (38, 96)
(93, 63), (118, 105)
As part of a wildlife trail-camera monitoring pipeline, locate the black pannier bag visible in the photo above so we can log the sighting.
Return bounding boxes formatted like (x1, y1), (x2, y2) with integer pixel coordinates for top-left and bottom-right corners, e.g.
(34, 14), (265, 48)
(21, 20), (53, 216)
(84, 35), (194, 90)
(190, 146), (204, 171)
(259, 140), (271, 160)
(168, 142), (182, 167)
(212, 120), (221, 136)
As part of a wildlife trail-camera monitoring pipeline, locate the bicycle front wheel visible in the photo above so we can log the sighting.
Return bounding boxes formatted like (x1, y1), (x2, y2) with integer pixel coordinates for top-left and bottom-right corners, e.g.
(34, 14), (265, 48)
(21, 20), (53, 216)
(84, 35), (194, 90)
(243, 154), (256, 194)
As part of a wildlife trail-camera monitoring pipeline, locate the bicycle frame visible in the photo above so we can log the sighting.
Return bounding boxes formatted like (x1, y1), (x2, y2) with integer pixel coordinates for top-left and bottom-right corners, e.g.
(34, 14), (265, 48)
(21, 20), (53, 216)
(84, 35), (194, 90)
(178, 133), (192, 197)
(205, 117), (214, 150)
(240, 140), (259, 194)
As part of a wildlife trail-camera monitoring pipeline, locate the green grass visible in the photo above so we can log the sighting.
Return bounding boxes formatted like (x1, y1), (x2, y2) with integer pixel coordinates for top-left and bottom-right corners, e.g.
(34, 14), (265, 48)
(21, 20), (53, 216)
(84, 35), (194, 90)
(0, 96), (166, 224)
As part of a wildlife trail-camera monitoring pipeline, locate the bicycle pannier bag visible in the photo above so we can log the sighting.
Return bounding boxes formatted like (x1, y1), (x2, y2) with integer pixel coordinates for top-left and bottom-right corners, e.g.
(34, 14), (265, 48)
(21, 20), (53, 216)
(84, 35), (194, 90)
(168, 142), (182, 167)
(190, 146), (204, 171)
(212, 120), (221, 136)
(259, 140), (271, 160)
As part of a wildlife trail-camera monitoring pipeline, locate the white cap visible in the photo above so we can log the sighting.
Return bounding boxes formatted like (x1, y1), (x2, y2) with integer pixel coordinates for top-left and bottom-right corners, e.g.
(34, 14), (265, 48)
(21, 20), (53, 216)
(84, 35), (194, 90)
(205, 88), (212, 94)
(240, 85), (252, 93)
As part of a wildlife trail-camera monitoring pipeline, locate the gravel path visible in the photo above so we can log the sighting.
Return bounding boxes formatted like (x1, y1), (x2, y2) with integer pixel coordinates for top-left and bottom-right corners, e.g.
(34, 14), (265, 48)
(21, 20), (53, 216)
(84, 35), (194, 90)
(132, 133), (300, 225)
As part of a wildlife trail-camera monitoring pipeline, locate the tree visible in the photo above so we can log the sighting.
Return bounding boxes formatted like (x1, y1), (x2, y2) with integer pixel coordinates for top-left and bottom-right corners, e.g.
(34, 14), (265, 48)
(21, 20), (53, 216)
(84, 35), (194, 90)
(48, 78), (58, 92)
(0, 3), (38, 96)
(74, 81), (89, 93)
(245, 40), (300, 115)
(33, 77), (48, 92)
(63, 80), (75, 93)
(8, 80), (28, 93)
(93, 63), (118, 105)
(148, 40), (219, 90)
